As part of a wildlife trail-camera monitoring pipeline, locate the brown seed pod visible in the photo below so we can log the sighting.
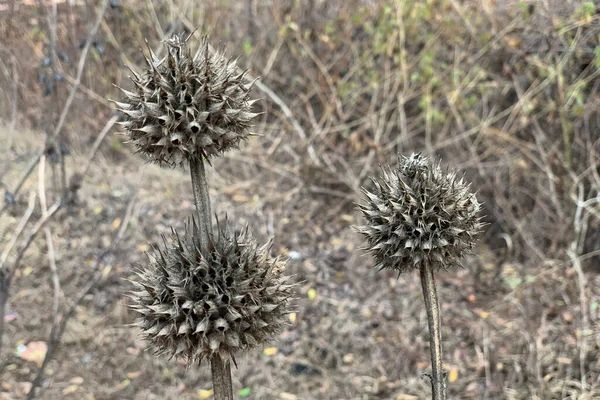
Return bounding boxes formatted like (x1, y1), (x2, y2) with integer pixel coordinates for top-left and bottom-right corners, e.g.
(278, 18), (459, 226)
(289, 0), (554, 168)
(115, 35), (259, 166)
(129, 219), (295, 364)
(356, 153), (483, 274)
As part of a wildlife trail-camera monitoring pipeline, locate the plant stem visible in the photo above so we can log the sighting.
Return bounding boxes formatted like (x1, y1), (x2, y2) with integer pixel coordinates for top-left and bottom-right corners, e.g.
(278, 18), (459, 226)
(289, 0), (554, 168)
(419, 265), (447, 400)
(189, 157), (212, 250)
(211, 356), (233, 400)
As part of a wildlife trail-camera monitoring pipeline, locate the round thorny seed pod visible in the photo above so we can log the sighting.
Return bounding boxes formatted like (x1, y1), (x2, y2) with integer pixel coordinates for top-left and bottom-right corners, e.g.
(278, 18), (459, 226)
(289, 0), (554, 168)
(356, 153), (483, 274)
(129, 219), (295, 364)
(114, 35), (259, 166)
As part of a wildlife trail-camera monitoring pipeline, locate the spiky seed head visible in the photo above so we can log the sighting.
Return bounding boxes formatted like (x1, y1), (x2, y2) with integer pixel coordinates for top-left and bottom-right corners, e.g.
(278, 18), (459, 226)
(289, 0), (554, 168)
(114, 35), (259, 166)
(129, 219), (295, 364)
(356, 153), (483, 274)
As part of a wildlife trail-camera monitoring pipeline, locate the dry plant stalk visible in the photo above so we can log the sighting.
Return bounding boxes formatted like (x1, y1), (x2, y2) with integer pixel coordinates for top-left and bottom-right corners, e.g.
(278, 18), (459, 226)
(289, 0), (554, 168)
(116, 35), (295, 399)
(357, 153), (483, 400)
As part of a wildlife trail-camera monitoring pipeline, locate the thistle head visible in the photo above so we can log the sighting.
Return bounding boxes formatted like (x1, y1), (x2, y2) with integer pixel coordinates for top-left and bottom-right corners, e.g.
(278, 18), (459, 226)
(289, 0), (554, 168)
(114, 35), (259, 167)
(356, 153), (483, 274)
(129, 219), (295, 364)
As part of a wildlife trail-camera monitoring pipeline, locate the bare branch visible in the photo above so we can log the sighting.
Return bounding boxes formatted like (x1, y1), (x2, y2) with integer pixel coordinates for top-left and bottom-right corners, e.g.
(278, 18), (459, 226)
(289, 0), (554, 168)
(0, 0), (110, 217)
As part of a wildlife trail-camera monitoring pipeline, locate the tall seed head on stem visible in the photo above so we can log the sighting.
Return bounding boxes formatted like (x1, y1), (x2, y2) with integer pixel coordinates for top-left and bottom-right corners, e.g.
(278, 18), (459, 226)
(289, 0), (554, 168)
(356, 153), (483, 273)
(115, 35), (260, 167)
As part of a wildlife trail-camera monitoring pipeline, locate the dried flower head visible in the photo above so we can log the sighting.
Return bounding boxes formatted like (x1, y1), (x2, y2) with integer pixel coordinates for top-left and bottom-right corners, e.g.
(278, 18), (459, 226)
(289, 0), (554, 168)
(114, 35), (259, 166)
(356, 153), (483, 274)
(129, 219), (294, 364)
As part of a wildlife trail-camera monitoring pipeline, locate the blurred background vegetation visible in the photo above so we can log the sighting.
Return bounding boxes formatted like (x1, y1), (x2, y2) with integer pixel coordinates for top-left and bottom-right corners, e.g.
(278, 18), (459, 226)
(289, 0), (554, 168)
(0, 0), (599, 399)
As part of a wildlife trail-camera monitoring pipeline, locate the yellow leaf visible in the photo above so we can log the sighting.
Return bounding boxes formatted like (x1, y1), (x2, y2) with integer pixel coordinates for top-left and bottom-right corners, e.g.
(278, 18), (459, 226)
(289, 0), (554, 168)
(101, 265), (112, 279)
(116, 379), (130, 390)
(479, 311), (490, 319)
(288, 312), (296, 323)
(17, 341), (47, 367)
(93, 206), (102, 215)
(263, 347), (278, 356)
(112, 218), (121, 229)
(23, 266), (33, 277)
(557, 357), (572, 365)
(62, 385), (80, 394)
(232, 195), (249, 203)
(137, 244), (149, 252)
(307, 288), (317, 301)
(199, 389), (214, 399)
(448, 368), (458, 383)
(127, 371), (141, 379)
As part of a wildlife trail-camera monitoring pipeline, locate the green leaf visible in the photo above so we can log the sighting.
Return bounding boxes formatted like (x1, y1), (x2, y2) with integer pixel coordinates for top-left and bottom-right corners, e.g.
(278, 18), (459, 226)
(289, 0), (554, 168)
(239, 387), (252, 397)
(577, 2), (595, 18)
(505, 277), (522, 289)
(243, 40), (253, 56)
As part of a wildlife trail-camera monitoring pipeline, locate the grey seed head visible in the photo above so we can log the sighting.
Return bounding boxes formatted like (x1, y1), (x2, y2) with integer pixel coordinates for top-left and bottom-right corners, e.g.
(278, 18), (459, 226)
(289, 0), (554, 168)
(115, 35), (260, 167)
(356, 153), (484, 274)
(129, 218), (295, 364)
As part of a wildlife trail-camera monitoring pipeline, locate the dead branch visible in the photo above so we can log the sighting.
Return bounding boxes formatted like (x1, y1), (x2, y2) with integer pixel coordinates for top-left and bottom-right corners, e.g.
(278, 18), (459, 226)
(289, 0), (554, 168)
(0, 0), (110, 217)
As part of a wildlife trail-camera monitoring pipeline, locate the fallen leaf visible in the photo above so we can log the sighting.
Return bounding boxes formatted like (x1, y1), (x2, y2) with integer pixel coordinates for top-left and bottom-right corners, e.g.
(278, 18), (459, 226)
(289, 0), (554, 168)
(127, 371), (141, 379)
(102, 265), (112, 279)
(4, 312), (17, 322)
(21, 383), (31, 395)
(280, 393), (297, 400)
(93, 206), (102, 215)
(263, 347), (278, 356)
(238, 387), (252, 397)
(23, 267), (33, 277)
(116, 379), (130, 390)
(198, 389), (214, 399)
(62, 385), (79, 394)
(396, 395), (419, 400)
(448, 368), (458, 383)
(232, 194), (249, 202)
(112, 218), (121, 229)
(289, 312), (296, 323)
(307, 288), (317, 301)
(479, 311), (490, 319)
(70, 377), (84, 385)
(557, 357), (572, 365)
(17, 341), (47, 367)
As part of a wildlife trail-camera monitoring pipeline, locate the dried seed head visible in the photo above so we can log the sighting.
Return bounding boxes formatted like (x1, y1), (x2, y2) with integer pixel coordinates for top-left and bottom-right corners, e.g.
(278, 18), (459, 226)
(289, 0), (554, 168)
(115, 35), (259, 166)
(129, 219), (295, 364)
(356, 153), (483, 273)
